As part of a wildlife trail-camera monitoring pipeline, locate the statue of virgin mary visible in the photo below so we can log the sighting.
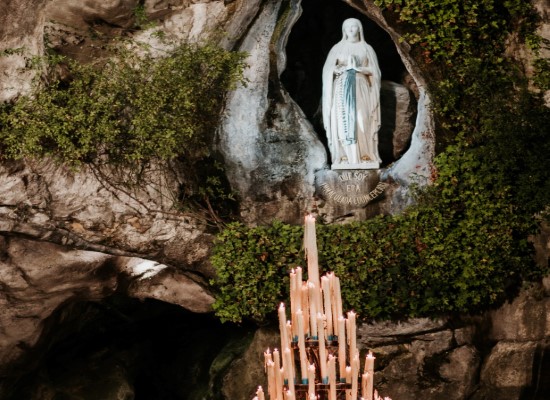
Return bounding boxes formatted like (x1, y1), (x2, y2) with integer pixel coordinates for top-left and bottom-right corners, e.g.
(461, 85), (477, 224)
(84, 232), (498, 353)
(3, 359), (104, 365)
(322, 18), (382, 169)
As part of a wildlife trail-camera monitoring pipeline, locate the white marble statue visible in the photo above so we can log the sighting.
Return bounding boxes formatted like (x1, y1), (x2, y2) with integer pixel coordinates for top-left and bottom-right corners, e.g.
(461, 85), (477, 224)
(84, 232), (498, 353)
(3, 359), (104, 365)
(322, 18), (382, 169)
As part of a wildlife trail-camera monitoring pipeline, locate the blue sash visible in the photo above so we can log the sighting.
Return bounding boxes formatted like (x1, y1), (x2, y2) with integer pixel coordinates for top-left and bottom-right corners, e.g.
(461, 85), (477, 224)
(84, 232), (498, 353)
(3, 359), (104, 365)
(342, 68), (356, 145)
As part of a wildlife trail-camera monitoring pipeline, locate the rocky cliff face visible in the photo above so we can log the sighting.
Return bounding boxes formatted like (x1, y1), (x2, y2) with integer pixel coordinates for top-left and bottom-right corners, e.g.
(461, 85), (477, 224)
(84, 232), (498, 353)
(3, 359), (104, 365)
(0, 0), (548, 399)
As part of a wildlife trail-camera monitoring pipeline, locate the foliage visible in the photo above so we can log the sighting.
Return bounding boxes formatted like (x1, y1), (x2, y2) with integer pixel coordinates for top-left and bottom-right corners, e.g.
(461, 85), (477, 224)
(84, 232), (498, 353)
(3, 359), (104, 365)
(0, 41), (247, 223)
(0, 42), (247, 166)
(211, 171), (543, 323)
(211, 0), (549, 323)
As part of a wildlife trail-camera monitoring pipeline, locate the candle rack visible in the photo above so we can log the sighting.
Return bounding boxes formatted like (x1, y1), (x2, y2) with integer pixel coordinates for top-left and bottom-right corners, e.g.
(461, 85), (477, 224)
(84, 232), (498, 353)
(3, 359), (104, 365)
(253, 215), (390, 400)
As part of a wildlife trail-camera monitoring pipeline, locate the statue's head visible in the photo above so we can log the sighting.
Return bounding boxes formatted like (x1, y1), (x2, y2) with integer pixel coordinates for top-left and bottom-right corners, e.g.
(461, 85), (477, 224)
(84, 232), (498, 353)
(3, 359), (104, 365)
(342, 18), (364, 42)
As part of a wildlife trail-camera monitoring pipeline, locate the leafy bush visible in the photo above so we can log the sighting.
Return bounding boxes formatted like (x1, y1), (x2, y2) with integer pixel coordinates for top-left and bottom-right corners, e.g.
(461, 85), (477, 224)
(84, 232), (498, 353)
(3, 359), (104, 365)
(0, 42), (247, 166)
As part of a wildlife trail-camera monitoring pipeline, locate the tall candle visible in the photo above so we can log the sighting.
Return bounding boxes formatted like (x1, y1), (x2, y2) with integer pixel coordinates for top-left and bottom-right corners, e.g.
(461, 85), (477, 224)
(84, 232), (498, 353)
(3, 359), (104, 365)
(267, 360), (276, 400)
(287, 321), (295, 374)
(328, 273), (339, 333)
(317, 312), (328, 382)
(307, 364), (316, 397)
(304, 214), (320, 288)
(338, 316), (347, 380)
(361, 372), (368, 400)
(334, 276), (343, 319)
(295, 267), (302, 313)
(274, 349), (283, 400)
(297, 310), (308, 382)
(321, 275), (333, 337)
(257, 386), (265, 400)
(348, 311), (357, 362)
(328, 354), (337, 400)
(290, 270), (297, 339)
(301, 283), (310, 336)
(278, 303), (289, 355)
(308, 282), (318, 338)
(284, 347), (295, 395)
(351, 353), (359, 400)
(264, 348), (273, 369)
(346, 366), (352, 400)
(365, 352), (375, 400)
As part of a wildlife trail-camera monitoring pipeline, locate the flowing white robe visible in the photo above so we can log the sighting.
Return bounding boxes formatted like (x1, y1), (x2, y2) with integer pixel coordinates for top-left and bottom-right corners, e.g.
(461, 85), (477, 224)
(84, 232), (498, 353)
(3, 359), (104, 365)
(322, 36), (381, 167)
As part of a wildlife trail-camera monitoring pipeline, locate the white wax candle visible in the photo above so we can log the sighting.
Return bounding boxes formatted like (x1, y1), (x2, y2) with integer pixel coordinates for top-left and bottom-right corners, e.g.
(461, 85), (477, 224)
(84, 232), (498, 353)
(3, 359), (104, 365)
(308, 282), (318, 338)
(264, 348), (272, 369)
(278, 303), (289, 354)
(297, 310), (308, 381)
(284, 347), (295, 395)
(257, 386), (265, 400)
(348, 311), (357, 362)
(267, 360), (276, 400)
(308, 363), (316, 397)
(328, 355), (337, 400)
(321, 276), (333, 337)
(328, 273), (339, 331)
(274, 349), (283, 400)
(287, 321), (295, 372)
(346, 366), (352, 400)
(301, 283), (310, 336)
(295, 267), (302, 312)
(304, 214), (320, 287)
(351, 353), (359, 400)
(361, 372), (368, 400)
(338, 317), (347, 380)
(290, 269), (297, 338)
(365, 352), (375, 400)
(334, 276), (343, 319)
(317, 312), (328, 382)
(365, 351), (375, 373)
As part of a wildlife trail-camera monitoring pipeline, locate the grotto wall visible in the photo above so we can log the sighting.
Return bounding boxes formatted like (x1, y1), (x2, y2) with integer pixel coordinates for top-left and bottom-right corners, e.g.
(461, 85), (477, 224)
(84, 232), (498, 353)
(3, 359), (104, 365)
(0, 0), (548, 399)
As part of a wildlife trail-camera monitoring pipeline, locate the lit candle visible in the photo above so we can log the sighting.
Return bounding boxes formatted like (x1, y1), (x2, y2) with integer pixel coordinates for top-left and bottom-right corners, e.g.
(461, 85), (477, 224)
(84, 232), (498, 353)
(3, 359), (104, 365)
(304, 214), (320, 288)
(278, 303), (289, 354)
(301, 283), (310, 336)
(317, 312), (328, 382)
(274, 349), (283, 400)
(308, 364), (316, 398)
(338, 316), (346, 380)
(348, 311), (357, 362)
(321, 276), (333, 338)
(267, 360), (276, 400)
(346, 366), (352, 400)
(328, 273), (339, 334)
(365, 352), (375, 400)
(361, 372), (368, 400)
(334, 276), (343, 319)
(257, 386), (265, 400)
(295, 267), (303, 313)
(290, 270), (297, 339)
(284, 347), (295, 395)
(308, 282), (318, 338)
(264, 348), (273, 369)
(287, 320), (295, 375)
(351, 353), (359, 400)
(297, 310), (308, 382)
(328, 354), (337, 400)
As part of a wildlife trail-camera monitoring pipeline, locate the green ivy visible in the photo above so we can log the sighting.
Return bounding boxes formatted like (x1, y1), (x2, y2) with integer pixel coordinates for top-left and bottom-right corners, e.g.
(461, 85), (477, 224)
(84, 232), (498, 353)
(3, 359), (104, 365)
(0, 42), (246, 167)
